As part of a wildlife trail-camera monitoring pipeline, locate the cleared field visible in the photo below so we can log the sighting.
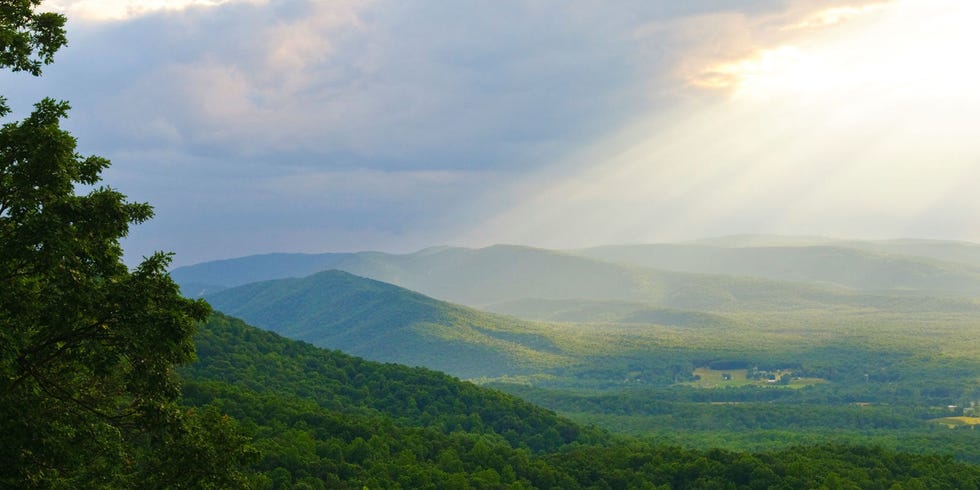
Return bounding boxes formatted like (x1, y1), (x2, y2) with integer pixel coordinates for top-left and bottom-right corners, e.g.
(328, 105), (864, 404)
(684, 367), (825, 388)
(687, 368), (754, 388)
(932, 416), (980, 429)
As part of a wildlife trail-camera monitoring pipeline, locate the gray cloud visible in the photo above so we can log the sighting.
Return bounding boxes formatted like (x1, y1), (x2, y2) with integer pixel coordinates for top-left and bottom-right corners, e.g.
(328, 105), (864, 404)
(44, 1), (658, 168)
(5, 0), (930, 266)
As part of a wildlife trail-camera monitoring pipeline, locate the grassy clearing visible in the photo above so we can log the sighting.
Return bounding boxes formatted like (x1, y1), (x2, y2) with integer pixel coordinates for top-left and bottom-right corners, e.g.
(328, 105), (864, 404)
(932, 416), (980, 429)
(683, 367), (825, 388)
(687, 368), (754, 388)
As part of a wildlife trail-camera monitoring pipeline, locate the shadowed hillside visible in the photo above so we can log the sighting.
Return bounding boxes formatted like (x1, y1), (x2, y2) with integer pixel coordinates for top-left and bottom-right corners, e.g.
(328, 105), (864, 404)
(204, 270), (572, 378)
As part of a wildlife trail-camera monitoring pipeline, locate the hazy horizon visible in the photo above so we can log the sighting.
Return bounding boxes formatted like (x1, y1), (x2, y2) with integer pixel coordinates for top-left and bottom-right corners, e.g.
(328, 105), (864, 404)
(170, 233), (980, 271)
(5, 0), (978, 267)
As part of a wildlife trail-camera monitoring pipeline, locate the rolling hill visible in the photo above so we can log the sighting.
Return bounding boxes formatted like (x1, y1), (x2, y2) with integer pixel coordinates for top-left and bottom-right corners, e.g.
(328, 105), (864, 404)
(204, 269), (573, 378)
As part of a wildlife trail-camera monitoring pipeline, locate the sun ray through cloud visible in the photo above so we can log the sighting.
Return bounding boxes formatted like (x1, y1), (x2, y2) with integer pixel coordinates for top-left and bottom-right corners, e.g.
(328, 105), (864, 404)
(462, 0), (980, 249)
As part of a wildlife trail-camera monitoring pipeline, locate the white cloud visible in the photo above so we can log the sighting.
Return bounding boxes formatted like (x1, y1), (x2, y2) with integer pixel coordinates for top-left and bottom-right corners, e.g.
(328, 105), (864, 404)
(781, 3), (889, 30)
(41, 0), (267, 21)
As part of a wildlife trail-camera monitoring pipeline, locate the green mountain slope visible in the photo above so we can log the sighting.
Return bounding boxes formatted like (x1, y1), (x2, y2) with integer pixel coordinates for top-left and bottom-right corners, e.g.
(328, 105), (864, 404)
(184, 313), (592, 448)
(180, 314), (980, 488)
(179, 313), (600, 487)
(205, 270), (572, 378)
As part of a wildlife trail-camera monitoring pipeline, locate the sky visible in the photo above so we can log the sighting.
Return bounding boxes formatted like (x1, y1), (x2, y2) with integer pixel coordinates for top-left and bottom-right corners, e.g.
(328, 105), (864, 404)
(4, 0), (980, 266)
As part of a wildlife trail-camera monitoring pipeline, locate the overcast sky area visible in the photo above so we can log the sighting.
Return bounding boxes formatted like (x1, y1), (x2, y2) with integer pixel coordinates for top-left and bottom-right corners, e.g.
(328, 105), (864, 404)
(4, 0), (979, 266)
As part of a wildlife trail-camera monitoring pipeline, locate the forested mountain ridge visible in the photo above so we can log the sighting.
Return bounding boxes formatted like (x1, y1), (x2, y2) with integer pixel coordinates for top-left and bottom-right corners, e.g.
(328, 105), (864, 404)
(180, 313), (980, 488)
(204, 270), (572, 377)
(183, 313), (595, 450)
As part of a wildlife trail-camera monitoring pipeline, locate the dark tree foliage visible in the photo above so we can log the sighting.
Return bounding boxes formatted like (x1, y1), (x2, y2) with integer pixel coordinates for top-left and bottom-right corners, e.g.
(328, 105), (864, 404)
(185, 313), (601, 453)
(0, 2), (255, 487)
(0, 0), (66, 115)
(0, 0), (65, 75)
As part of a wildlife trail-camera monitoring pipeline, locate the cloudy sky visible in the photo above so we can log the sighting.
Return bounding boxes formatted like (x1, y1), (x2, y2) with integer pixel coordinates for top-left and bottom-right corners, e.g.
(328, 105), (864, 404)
(4, 0), (979, 266)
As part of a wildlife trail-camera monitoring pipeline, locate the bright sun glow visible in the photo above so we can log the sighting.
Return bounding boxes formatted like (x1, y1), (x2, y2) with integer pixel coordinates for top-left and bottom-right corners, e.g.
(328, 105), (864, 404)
(471, 0), (980, 248)
(692, 46), (839, 95)
(698, 1), (980, 101)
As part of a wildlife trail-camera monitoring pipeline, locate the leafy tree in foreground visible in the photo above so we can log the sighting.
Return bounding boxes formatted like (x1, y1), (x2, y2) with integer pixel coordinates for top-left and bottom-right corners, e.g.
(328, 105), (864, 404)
(1, 2), (255, 487)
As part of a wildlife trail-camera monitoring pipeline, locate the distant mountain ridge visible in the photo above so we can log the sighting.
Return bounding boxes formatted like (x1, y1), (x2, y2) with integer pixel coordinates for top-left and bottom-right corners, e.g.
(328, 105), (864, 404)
(575, 243), (980, 294)
(175, 239), (980, 318)
(174, 245), (649, 305)
(172, 252), (359, 296)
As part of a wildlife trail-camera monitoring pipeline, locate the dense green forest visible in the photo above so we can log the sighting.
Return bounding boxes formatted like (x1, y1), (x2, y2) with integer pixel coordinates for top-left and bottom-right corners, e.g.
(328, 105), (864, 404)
(181, 313), (980, 488)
